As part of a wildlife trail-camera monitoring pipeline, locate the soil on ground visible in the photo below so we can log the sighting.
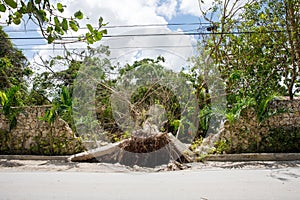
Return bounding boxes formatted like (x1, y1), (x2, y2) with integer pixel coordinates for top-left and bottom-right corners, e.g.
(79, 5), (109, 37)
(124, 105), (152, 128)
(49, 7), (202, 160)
(0, 159), (300, 173)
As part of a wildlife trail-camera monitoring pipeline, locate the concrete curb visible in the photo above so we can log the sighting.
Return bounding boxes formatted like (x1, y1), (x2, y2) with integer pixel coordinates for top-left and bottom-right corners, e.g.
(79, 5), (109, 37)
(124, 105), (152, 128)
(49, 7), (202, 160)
(205, 153), (300, 161)
(0, 155), (69, 161)
(1, 153), (300, 162)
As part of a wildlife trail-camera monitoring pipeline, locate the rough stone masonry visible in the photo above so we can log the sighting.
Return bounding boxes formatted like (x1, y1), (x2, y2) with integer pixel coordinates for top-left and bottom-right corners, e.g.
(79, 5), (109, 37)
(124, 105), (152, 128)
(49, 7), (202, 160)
(0, 98), (299, 155)
(0, 105), (83, 155)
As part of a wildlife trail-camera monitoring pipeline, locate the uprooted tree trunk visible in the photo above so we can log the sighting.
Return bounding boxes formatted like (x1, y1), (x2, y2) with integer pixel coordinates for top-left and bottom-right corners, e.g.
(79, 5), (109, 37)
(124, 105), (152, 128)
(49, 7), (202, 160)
(70, 130), (193, 168)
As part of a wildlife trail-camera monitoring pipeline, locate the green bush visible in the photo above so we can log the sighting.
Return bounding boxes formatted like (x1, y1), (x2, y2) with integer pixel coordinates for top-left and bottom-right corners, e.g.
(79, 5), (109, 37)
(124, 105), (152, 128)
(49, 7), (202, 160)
(260, 127), (300, 153)
(214, 127), (300, 154)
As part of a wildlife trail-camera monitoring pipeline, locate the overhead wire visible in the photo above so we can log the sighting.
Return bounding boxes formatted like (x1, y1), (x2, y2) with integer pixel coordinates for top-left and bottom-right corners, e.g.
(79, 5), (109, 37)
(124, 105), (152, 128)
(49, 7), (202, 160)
(0, 21), (288, 55)
(2, 22), (211, 33)
(17, 45), (198, 51)
(0, 30), (287, 41)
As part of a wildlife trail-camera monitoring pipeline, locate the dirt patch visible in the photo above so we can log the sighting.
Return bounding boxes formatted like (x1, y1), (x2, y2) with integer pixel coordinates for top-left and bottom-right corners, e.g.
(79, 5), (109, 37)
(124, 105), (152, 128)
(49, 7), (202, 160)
(1, 159), (300, 173)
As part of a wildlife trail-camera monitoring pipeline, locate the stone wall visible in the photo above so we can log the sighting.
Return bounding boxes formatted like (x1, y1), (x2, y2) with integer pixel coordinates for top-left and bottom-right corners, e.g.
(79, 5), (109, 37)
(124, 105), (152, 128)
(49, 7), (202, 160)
(1, 99), (300, 155)
(219, 98), (300, 153)
(0, 105), (84, 155)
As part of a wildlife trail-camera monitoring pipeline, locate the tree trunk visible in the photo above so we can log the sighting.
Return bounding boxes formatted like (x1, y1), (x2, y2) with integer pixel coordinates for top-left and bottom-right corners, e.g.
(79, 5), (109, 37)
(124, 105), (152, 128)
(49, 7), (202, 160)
(285, 0), (300, 100)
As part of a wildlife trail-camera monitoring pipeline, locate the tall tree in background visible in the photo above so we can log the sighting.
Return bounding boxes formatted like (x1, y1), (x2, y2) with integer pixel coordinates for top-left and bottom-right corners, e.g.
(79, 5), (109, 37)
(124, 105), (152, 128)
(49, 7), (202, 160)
(0, 26), (32, 91)
(0, 27), (32, 129)
(32, 45), (111, 101)
(284, 0), (300, 99)
(235, 0), (300, 100)
(196, 0), (300, 119)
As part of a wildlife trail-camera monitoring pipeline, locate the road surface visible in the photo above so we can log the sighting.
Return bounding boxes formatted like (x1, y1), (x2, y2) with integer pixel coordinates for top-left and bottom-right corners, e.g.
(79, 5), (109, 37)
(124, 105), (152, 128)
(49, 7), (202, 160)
(0, 164), (299, 200)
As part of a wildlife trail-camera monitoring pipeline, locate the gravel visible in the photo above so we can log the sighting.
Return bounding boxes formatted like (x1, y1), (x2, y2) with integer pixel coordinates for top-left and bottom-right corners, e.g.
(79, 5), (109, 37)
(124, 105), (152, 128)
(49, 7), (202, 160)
(1, 159), (300, 173)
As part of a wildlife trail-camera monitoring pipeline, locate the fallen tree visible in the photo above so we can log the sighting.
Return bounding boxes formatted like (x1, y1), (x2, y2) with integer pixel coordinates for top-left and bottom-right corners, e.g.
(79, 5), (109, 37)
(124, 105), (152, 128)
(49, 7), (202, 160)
(69, 131), (193, 167)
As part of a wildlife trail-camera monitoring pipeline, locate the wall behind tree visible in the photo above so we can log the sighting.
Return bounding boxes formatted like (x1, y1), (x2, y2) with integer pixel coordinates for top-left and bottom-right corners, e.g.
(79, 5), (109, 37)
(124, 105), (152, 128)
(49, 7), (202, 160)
(219, 98), (300, 153)
(0, 105), (84, 155)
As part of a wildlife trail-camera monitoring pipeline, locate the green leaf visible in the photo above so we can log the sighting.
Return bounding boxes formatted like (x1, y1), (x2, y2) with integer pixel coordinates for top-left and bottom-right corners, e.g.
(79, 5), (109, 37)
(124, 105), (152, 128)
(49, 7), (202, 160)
(101, 29), (107, 35)
(87, 39), (94, 44)
(0, 91), (8, 106)
(94, 31), (102, 41)
(55, 26), (63, 35)
(0, 4), (6, 12)
(69, 20), (79, 31)
(26, 1), (33, 12)
(54, 16), (60, 27)
(19, 4), (27, 14)
(171, 119), (181, 131)
(13, 17), (21, 25)
(47, 34), (55, 44)
(57, 3), (64, 13)
(36, 9), (47, 23)
(86, 24), (93, 33)
(35, 0), (41, 4)
(4, 0), (17, 9)
(85, 32), (94, 44)
(46, 26), (53, 33)
(62, 18), (68, 31)
(49, 59), (55, 67)
(14, 11), (22, 18)
(74, 10), (83, 20)
(98, 17), (103, 26)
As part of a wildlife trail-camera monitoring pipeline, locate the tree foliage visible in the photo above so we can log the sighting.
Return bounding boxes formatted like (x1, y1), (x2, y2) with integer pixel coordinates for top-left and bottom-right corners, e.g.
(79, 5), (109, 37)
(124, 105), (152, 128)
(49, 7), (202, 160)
(196, 0), (300, 122)
(0, 85), (24, 130)
(0, 0), (107, 44)
(0, 26), (32, 91)
(32, 45), (111, 102)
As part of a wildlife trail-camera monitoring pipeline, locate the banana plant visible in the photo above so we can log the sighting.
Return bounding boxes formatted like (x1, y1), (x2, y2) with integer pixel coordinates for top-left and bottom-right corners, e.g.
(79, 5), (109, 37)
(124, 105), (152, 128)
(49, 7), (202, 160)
(0, 91), (8, 106)
(0, 86), (23, 130)
(41, 86), (74, 130)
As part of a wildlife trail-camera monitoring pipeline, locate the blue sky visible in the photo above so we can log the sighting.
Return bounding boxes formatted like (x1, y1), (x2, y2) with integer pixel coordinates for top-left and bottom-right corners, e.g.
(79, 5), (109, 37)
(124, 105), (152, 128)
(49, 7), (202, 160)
(2, 0), (216, 71)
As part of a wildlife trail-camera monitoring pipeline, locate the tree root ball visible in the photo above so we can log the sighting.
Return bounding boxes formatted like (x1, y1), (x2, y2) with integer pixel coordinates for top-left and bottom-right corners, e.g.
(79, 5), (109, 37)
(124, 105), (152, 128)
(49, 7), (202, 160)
(119, 132), (170, 153)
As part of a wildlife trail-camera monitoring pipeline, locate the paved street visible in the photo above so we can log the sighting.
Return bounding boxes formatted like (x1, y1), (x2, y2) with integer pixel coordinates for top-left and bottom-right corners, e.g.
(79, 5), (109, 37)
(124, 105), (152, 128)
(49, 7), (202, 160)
(0, 163), (299, 200)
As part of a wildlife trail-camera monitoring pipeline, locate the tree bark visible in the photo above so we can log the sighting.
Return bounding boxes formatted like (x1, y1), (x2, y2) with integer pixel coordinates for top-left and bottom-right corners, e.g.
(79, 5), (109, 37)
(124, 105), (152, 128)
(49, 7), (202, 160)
(285, 0), (300, 99)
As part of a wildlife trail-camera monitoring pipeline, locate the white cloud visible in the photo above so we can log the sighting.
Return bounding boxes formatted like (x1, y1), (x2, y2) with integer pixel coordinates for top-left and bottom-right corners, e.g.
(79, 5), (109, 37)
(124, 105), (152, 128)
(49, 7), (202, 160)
(104, 26), (194, 71)
(65, 0), (167, 26)
(155, 0), (178, 20)
(178, 0), (203, 17)
(30, 0), (195, 73)
(178, 0), (250, 18)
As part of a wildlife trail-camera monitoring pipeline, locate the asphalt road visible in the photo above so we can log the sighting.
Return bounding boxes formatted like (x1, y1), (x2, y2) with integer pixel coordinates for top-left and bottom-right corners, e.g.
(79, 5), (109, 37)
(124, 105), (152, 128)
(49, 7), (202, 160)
(0, 167), (299, 200)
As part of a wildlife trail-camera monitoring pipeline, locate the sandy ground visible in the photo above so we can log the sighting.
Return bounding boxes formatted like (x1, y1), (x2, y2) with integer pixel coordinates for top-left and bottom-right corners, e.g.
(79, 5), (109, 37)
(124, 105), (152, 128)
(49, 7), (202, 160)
(1, 159), (300, 173)
(1, 160), (300, 199)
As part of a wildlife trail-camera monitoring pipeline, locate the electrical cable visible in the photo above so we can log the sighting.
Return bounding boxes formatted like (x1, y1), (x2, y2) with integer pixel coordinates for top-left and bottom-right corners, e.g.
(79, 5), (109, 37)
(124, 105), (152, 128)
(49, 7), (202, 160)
(2, 22), (210, 33)
(0, 30), (286, 41)
(17, 45), (197, 51)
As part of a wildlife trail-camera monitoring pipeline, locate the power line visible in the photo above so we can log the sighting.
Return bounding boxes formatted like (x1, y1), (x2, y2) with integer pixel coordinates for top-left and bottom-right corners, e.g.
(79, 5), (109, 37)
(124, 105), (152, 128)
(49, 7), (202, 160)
(0, 30), (287, 41)
(3, 22), (210, 33)
(18, 45), (197, 51)
(11, 43), (48, 47)
(5, 20), (266, 33)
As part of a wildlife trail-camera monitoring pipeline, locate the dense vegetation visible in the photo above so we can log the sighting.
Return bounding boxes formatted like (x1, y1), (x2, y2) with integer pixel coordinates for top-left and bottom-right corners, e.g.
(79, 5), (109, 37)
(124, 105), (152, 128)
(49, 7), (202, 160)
(0, 0), (299, 154)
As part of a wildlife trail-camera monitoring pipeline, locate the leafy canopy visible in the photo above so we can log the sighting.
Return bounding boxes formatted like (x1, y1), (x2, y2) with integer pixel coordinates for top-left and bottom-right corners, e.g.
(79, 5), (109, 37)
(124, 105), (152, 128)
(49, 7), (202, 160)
(0, 0), (107, 44)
